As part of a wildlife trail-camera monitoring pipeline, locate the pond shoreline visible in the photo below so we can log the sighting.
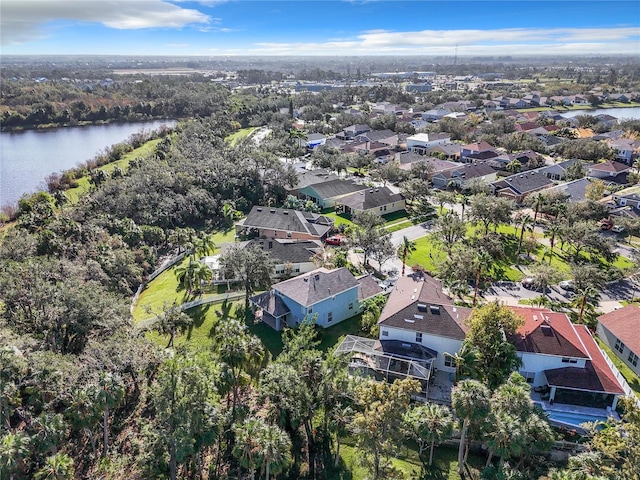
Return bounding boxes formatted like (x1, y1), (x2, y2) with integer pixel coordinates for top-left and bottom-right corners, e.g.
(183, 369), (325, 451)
(1, 117), (178, 133)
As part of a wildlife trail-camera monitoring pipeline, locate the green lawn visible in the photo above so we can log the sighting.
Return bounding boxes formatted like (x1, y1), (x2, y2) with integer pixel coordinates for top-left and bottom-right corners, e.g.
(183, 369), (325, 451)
(334, 440), (484, 480)
(225, 127), (256, 146)
(595, 338), (640, 400)
(132, 228), (237, 321)
(323, 209), (411, 230)
(65, 138), (162, 204)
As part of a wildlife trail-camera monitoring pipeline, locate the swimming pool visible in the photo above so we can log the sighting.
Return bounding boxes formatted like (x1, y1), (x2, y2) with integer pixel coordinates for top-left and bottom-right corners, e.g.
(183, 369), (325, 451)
(547, 411), (609, 429)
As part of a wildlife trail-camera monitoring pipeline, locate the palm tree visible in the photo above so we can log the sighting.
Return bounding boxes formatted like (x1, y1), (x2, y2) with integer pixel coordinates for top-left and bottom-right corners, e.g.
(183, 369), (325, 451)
(257, 423), (292, 480)
(574, 286), (600, 326)
(139, 304), (193, 348)
(233, 418), (264, 480)
(544, 221), (562, 265)
(516, 213), (533, 257)
(96, 373), (125, 458)
(422, 404), (454, 466)
(288, 128), (307, 151)
(485, 412), (525, 467)
(400, 235), (417, 276)
(445, 342), (479, 382)
(175, 259), (213, 295)
(458, 193), (470, 221)
(473, 250), (493, 306)
(506, 159), (522, 174)
(194, 234), (216, 259)
(34, 453), (75, 480)
(0, 432), (30, 480)
(451, 380), (491, 475)
(328, 404), (353, 467)
(530, 192), (547, 232)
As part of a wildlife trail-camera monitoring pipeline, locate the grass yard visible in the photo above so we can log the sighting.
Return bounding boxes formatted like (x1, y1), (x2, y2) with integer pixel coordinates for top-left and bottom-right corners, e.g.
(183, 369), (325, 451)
(334, 440), (484, 480)
(132, 228), (237, 321)
(595, 338), (640, 400)
(225, 127), (256, 146)
(65, 138), (162, 204)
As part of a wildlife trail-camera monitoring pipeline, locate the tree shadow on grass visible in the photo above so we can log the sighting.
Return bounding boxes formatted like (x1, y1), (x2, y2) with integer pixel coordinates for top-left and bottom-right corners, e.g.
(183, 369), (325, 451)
(185, 304), (211, 340)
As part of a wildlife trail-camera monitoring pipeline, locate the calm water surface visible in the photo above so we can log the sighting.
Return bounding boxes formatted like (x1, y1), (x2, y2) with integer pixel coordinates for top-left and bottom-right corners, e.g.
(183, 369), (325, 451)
(1, 120), (176, 206)
(561, 106), (640, 120)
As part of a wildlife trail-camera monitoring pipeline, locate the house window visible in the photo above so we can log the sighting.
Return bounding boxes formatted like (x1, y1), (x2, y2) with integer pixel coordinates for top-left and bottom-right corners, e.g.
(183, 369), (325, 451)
(327, 311), (333, 323)
(561, 357), (578, 364)
(415, 332), (422, 343)
(379, 207), (383, 211)
(615, 339), (626, 353)
(381, 329), (389, 337)
(520, 371), (536, 384)
(444, 355), (453, 367)
(629, 352), (639, 367)
(308, 307), (313, 314)
(348, 302), (353, 310)
(295, 267), (300, 273)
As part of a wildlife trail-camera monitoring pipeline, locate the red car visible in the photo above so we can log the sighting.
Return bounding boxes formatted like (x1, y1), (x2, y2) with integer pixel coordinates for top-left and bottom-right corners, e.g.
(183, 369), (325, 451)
(325, 235), (343, 246)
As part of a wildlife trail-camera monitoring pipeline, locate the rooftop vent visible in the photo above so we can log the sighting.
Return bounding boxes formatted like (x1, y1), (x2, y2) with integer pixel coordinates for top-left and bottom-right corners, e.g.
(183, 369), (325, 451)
(414, 314), (423, 319)
(270, 209), (276, 213)
(283, 210), (289, 215)
(314, 274), (320, 281)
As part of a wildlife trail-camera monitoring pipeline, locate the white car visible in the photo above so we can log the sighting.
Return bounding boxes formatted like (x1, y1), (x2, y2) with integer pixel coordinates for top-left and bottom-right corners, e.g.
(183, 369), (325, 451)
(559, 280), (575, 291)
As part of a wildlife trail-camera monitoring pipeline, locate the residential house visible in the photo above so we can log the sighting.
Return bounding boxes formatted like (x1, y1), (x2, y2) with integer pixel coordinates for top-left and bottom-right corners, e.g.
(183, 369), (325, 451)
(377, 274), (473, 374)
(460, 141), (496, 160)
(611, 185), (640, 210)
(305, 133), (327, 149)
(336, 124), (371, 140)
(251, 267), (383, 330)
(609, 138), (640, 164)
(541, 178), (590, 203)
(532, 159), (582, 181)
(430, 143), (462, 160)
(491, 171), (554, 203)
(431, 162), (498, 189)
(509, 307), (625, 410)
(422, 109), (451, 122)
(225, 238), (321, 280)
(288, 169), (339, 197)
(406, 133), (451, 154)
(587, 160), (632, 179)
(597, 305), (640, 376)
(396, 154), (463, 178)
(299, 179), (369, 209)
(355, 129), (399, 147)
(336, 186), (405, 216)
(236, 206), (334, 241)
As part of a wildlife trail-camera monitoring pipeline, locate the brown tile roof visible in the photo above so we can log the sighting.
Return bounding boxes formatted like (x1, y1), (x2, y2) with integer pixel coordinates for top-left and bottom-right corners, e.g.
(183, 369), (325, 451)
(509, 307), (590, 358)
(545, 325), (625, 395)
(598, 305), (640, 355)
(589, 160), (630, 173)
(378, 274), (471, 340)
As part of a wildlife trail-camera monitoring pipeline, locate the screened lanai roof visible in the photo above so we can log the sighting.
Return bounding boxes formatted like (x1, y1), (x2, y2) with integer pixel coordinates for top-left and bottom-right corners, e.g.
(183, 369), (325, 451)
(335, 335), (432, 382)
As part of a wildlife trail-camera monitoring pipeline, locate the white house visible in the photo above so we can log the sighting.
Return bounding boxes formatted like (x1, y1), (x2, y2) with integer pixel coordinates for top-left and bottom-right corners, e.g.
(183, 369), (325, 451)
(509, 307), (625, 410)
(377, 274), (472, 374)
(597, 305), (640, 377)
(406, 133), (451, 155)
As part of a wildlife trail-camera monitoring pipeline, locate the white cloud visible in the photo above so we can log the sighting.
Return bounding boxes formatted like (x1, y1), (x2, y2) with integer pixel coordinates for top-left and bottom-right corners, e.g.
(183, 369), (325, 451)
(243, 27), (640, 56)
(1, 0), (211, 46)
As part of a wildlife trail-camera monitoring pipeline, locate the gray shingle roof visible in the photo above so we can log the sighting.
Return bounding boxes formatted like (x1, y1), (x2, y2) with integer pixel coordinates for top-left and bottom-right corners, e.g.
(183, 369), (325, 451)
(543, 178), (590, 202)
(274, 267), (359, 307)
(492, 172), (554, 195)
(292, 169), (339, 190)
(337, 187), (404, 211)
(304, 179), (368, 199)
(250, 291), (291, 318)
(241, 207), (333, 237)
(245, 239), (321, 264)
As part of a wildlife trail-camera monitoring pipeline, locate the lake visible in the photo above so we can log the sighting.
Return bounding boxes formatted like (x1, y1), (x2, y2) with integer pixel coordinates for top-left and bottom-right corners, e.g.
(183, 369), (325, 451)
(561, 106), (640, 120)
(1, 120), (176, 207)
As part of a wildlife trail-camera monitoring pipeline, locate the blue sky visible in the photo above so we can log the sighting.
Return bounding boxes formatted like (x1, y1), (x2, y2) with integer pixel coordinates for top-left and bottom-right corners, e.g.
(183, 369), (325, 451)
(2, 1), (639, 56)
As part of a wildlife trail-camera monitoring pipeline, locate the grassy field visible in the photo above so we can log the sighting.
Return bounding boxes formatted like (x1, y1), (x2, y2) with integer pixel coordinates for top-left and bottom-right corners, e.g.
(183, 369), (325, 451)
(323, 209), (412, 230)
(65, 138), (162, 204)
(334, 441), (484, 480)
(225, 127), (256, 146)
(595, 338), (640, 400)
(132, 228), (237, 321)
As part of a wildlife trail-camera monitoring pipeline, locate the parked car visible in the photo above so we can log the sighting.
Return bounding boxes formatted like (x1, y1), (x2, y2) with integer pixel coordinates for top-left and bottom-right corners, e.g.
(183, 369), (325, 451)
(612, 225), (625, 233)
(325, 235), (344, 246)
(521, 277), (536, 289)
(558, 280), (575, 291)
